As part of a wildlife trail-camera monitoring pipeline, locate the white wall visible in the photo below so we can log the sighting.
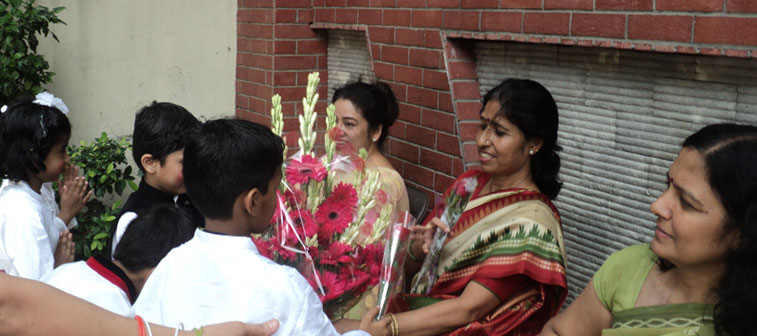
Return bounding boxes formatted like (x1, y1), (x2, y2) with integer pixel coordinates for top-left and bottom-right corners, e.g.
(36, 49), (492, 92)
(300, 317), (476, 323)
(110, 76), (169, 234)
(37, 0), (237, 144)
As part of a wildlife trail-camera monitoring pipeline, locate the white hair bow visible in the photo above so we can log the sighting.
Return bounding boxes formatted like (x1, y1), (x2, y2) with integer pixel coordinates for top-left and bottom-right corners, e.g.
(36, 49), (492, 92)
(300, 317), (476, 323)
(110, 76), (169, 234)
(33, 91), (69, 115)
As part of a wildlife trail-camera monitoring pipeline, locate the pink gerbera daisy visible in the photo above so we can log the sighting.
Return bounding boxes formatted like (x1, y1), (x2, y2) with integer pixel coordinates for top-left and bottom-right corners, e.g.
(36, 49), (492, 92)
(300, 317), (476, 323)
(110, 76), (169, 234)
(316, 200), (354, 239)
(285, 154), (326, 185)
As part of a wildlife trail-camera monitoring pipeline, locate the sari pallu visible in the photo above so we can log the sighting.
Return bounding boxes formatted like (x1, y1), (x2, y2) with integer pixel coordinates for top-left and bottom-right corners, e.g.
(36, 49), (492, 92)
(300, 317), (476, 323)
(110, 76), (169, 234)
(399, 171), (568, 335)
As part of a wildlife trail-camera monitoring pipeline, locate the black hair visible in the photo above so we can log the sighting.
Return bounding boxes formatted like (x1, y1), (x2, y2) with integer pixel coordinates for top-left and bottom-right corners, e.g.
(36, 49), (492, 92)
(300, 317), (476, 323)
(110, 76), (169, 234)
(183, 118), (284, 219)
(131, 101), (200, 172)
(678, 123), (757, 336)
(0, 97), (71, 182)
(331, 80), (399, 149)
(113, 203), (195, 273)
(481, 78), (562, 200)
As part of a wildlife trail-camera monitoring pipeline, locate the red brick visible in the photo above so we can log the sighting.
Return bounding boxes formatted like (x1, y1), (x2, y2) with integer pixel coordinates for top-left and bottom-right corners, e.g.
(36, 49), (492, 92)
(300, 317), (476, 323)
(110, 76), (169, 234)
(462, 143), (479, 163)
(452, 81), (480, 100)
(389, 83), (407, 102)
(409, 48), (442, 69)
(398, 103), (421, 124)
(384, 9), (412, 27)
(596, 0), (652, 10)
(407, 125), (437, 149)
(273, 72), (297, 86)
(499, 0), (541, 9)
(390, 140), (420, 163)
(382, 45), (410, 64)
(314, 8), (335, 23)
(572, 13), (626, 38)
(396, 28), (426, 46)
(238, 23), (273, 38)
(654, 44), (676, 53)
(274, 9), (297, 23)
(408, 87), (439, 109)
(370, 0), (395, 5)
(695, 17), (757, 46)
(335, 8), (359, 24)
(633, 43), (653, 51)
(443, 11), (480, 31)
(545, 0), (593, 9)
(452, 158), (465, 176)
(458, 121), (479, 141)
(238, 9), (272, 23)
(298, 9), (313, 23)
(481, 11), (522, 33)
(412, 10), (444, 28)
(657, 0), (723, 12)
(397, 0), (427, 6)
(523, 13), (571, 35)
(346, 0), (370, 5)
(439, 93), (453, 113)
(434, 173), (455, 193)
(325, 0), (346, 5)
(724, 49), (749, 57)
(237, 67), (267, 83)
(728, 0), (757, 12)
(274, 25), (318, 39)
(422, 109), (455, 133)
(424, 30), (443, 48)
(358, 9), (383, 25)
(462, 0), (498, 8)
(277, 0), (311, 7)
(274, 56), (317, 70)
(421, 149), (452, 174)
(700, 47), (722, 56)
(403, 163), (434, 188)
(395, 65), (424, 86)
(446, 61), (476, 79)
(628, 15), (693, 42)
(423, 70), (450, 91)
(455, 101), (482, 120)
(437, 133), (461, 156)
(276, 87), (308, 102)
(236, 93), (250, 109)
(373, 62), (394, 81)
(388, 120), (406, 138)
(368, 27), (394, 44)
(297, 40), (327, 54)
(428, 0), (461, 8)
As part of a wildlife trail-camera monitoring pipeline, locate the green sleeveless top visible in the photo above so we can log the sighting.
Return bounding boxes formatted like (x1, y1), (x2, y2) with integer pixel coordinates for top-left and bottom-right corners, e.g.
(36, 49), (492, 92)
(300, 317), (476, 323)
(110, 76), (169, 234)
(593, 244), (715, 336)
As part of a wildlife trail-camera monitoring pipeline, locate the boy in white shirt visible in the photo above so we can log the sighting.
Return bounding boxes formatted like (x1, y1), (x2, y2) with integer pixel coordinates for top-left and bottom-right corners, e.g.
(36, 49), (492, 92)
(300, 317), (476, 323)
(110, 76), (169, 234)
(133, 119), (386, 335)
(44, 204), (194, 316)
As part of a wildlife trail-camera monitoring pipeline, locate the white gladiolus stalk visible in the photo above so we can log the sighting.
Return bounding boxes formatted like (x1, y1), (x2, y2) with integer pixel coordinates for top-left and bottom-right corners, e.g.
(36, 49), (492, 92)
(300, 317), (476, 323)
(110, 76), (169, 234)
(270, 94), (287, 191)
(340, 169), (382, 245)
(366, 204), (395, 244)
(298, 73), (320, 155)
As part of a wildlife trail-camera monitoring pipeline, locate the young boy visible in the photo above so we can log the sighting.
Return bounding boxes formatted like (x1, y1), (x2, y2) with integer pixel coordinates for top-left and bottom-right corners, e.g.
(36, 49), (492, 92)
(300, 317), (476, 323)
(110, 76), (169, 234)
(107, 102), (204, 257)
(133, 119), (382, 335)
(43, 204), (195, 316)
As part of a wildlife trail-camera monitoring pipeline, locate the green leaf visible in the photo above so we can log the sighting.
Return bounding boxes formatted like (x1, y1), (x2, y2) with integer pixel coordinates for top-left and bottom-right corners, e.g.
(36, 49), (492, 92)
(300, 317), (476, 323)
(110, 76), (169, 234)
(105, 215), (116, 222)
(128, 179), (138, 191)
(93, 232), (108, 240)
(99, 174), (107, 184)
(87, 170), (95, 177)
(106, 162), (113, 174)
(90, 240), (98, 251)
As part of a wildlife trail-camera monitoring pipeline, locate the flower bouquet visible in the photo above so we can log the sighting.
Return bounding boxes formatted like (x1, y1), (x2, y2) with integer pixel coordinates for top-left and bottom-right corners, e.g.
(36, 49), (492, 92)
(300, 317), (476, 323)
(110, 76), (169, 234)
(409, 176), (478, 295)
(253, 72), (415, 318)
(375, 211), (414, 319)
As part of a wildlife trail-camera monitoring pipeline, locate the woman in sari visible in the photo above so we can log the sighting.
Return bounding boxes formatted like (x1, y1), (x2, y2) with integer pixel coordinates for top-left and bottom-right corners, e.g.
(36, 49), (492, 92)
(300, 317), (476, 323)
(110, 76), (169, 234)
(541, 123), (757, 336)
(376, 78), (568, 335)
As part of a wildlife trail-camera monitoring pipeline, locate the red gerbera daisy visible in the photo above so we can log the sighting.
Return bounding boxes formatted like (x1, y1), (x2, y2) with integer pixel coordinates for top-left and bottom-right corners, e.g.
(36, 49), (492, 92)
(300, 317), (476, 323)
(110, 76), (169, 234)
(316, 200), (353, 239)
(285, 209), (318, 240)
(285, 154), (326, 185)
(328, 182), (358, 208)
(318, 270), (348, 302)
(318, 241), (354, 266)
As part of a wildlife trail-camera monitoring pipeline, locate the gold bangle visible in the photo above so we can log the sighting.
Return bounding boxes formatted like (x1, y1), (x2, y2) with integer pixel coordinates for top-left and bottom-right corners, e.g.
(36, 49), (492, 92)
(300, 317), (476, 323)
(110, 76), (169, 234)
(387, 313), (399, 336)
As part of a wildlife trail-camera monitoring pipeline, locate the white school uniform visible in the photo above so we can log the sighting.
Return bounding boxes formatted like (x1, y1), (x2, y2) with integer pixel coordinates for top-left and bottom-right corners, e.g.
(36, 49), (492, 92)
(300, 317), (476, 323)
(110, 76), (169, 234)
(43, 255), (136, 317)
(133, 229), (368, 336)
(0, 180), (74, 279)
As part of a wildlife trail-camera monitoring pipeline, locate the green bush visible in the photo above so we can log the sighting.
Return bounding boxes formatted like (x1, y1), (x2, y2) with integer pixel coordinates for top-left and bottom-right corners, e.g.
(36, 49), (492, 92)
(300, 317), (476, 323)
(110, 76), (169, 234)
(68, 132), (137, 259)
(0, 0), (64, 104)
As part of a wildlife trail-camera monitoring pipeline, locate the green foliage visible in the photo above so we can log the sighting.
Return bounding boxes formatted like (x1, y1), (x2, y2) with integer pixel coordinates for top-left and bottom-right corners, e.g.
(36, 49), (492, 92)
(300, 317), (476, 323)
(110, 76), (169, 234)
(0, 0), (65, 104)
(68, 132), (137, 259)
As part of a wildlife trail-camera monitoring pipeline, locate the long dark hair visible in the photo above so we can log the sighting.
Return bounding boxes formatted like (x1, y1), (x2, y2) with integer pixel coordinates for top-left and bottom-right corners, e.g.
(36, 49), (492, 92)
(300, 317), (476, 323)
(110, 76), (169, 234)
(679, 123), (757, 336)
(332, 81), (399, 149)
(0, 97), (71, 182)
(482, 78), (562, 199)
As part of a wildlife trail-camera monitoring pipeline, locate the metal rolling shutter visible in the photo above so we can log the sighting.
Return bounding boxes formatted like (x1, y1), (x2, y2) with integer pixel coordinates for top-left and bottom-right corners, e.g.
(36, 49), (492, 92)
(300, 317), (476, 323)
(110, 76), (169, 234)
(474, 41), (757, 301)
(327, 30), (373, 101)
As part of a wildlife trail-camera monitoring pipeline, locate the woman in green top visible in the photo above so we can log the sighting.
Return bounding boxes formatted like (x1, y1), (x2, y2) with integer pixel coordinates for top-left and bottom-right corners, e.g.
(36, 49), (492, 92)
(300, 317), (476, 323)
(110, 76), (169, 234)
(541, 123), (757, 336)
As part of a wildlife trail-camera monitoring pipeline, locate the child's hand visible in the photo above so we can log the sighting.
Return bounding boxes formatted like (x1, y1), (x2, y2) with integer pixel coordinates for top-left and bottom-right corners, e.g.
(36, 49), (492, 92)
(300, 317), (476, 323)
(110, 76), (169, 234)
(58, 169), (92, 225)
(359, 308), (392, 336)
(54, 231), (74, 267)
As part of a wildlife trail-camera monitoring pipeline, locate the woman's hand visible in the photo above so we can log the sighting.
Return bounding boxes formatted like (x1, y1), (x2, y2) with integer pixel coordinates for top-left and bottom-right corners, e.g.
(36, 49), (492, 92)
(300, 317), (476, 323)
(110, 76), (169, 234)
(358, 308), (391, 336)
(58, 166), (92, 225)
(415, 217), (450, 254)
(53, 231), (74, 267)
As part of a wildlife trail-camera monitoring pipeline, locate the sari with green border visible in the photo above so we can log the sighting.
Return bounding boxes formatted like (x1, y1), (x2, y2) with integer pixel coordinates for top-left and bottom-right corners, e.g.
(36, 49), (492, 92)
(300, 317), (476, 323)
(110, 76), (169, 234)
(603, 304), (714, 336)
(397, 170), (568, 335)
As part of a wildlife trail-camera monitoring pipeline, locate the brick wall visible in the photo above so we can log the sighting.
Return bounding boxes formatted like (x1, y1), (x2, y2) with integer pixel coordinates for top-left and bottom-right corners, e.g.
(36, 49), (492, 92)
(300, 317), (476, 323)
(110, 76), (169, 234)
(237, 0), (757, 196)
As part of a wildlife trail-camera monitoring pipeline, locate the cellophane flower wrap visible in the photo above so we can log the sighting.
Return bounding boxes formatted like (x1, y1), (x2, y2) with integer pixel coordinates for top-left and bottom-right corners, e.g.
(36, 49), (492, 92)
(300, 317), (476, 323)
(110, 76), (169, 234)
(375, 211), (415, 319)
(410, 176), (478, 295)
(252, 72), (414, 318)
